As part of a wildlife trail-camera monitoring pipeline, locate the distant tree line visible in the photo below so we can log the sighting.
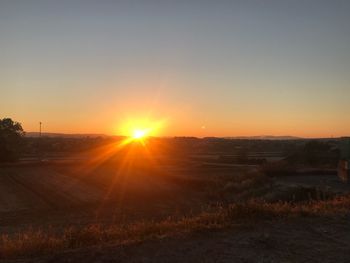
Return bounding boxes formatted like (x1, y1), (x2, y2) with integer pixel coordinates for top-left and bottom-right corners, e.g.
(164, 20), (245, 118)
(23, 136), (113, 155)
(0, 118), (342, 166)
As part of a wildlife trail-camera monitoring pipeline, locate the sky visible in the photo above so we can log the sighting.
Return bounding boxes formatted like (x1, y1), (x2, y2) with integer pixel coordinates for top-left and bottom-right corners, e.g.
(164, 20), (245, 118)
(1, 0), (350, 138)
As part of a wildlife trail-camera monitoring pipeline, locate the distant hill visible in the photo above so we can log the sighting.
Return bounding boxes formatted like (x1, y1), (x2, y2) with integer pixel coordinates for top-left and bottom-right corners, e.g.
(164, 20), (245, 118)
(25, 132), (108, 138)
(223, 135), (303, 140)
(25, 133), (303, 140)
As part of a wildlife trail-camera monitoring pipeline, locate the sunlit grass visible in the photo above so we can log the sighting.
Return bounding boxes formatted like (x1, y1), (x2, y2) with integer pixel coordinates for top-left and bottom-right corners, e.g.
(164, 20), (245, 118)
(2, 195), (350, 259)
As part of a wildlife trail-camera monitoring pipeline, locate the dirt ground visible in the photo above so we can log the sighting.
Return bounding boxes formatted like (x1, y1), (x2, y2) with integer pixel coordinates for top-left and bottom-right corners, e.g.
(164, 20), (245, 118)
(0, 162), (247, 233)
(0, 167), (103, 213)
(7, 215), (350, 263)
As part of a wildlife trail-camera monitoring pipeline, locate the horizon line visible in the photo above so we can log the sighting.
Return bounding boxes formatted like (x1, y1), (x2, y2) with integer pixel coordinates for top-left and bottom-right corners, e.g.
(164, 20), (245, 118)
(24, 131), (349, 140)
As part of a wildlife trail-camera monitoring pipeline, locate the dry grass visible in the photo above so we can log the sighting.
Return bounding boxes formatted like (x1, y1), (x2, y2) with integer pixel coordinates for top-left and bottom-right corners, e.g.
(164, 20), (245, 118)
(205, 171), (274, 202)
(1, 194), (350, 259)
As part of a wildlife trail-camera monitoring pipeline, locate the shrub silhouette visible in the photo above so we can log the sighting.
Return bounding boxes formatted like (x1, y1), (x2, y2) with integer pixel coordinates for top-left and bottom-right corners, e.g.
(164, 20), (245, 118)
(0, 118), (25, 162)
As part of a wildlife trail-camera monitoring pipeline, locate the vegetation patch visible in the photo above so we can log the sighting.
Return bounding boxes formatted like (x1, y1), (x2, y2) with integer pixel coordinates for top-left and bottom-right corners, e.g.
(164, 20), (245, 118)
(263, 186), (335, 203)
(260, 161), (297, 177)
(1, 195), (350, 260)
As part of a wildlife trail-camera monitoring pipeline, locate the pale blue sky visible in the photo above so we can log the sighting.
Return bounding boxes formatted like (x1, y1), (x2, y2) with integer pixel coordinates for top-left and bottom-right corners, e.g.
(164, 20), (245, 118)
(1, 0), (349, 137)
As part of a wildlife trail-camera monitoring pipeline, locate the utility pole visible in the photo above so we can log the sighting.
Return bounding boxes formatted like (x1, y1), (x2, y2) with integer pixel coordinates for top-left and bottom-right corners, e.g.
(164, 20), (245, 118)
(38, 122), (42, 161)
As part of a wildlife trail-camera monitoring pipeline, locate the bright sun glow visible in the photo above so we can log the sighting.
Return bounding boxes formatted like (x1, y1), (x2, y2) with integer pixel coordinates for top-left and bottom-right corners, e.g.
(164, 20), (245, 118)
(132, 129), (149, 139)
(117, 117), (166, 141)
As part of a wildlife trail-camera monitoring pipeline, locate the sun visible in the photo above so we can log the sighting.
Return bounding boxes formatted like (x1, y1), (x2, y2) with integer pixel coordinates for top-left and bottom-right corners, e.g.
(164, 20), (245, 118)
(132, 129), (149, 139)
(116, 117), (166, 142)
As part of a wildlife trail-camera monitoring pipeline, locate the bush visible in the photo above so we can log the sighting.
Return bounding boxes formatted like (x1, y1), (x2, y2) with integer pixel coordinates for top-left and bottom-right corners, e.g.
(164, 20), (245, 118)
(0, 118), (25, 162)
(259, 161), (296, 177)
(286, 140), (339, 167)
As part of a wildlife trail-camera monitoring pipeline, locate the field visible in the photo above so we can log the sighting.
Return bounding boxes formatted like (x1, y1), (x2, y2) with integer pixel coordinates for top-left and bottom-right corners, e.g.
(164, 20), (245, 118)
(0, 141), (349, 262)
(0, 156), (262, 233)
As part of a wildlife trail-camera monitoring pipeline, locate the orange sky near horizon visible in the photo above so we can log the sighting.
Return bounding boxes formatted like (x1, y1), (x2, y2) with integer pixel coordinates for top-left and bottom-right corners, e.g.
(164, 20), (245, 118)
(11, 105), (349, 139)
(3, 71), (349, 138)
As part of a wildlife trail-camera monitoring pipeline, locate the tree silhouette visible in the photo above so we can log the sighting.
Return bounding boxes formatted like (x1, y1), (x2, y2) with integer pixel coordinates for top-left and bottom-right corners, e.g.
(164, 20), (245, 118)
(0, 118), (25, 162)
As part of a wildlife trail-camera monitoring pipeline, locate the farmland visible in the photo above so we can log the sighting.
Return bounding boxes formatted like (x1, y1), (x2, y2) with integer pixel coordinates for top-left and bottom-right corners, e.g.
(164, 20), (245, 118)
(0, 137), (349, 262)
(0, 155), (262, 233)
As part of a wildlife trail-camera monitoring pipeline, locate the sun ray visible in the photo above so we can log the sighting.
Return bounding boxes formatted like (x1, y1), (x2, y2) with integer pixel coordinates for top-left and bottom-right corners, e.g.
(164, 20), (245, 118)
(68, 117), (166, 218)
